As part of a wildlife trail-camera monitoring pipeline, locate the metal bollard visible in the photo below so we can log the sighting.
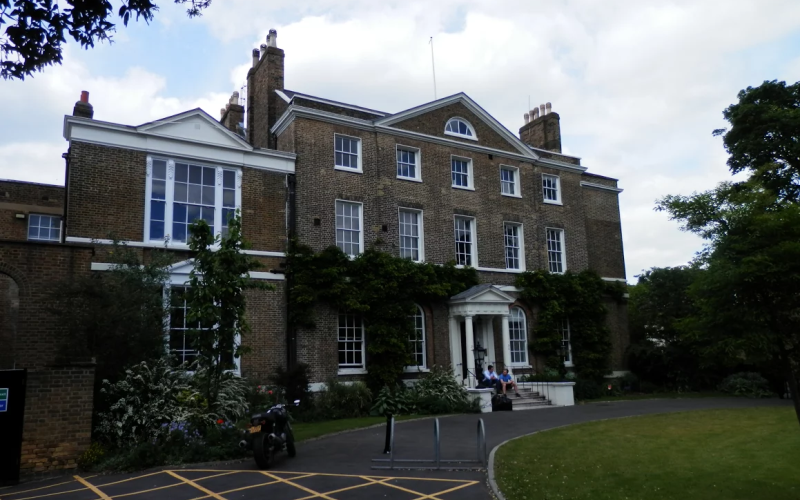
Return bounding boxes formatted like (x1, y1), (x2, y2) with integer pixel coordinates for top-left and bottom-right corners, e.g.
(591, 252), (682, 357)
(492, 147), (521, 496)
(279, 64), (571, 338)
(383, 414), (393, 454)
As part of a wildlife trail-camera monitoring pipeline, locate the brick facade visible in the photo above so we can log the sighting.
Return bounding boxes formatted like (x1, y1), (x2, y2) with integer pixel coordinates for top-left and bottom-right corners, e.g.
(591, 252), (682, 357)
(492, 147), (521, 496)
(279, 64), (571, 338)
(0, 180), (64, 242)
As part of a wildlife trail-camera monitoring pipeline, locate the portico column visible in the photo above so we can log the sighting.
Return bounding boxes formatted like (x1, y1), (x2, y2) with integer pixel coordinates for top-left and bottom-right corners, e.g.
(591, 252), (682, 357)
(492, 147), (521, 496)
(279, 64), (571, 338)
(464, 315), (476, 388)
(501, 313), (512, 375)
(448, 315), (461, 382)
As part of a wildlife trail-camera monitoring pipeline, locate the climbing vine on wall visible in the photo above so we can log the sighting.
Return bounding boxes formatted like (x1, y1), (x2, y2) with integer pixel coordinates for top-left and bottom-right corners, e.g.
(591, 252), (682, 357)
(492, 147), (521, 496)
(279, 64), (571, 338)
(287, 241), (479, 390)
(515, 270), (626, 381)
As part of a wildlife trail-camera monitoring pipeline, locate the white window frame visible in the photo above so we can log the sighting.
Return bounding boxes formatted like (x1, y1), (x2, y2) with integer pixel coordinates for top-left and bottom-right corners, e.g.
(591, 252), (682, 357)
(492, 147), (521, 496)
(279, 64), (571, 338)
(395, 144), (422, 182)
(335, 199), (364, 258)
(398, 207), (424, 262)
(334, 133), (363, 173)
(546, 227), (567, 274)
(508, 306), (529, 367)
(338, 312), (366, 375)
(500, 165), (521, 198)
(27, 213), (61, 242)
(503, 222), (525, 271)
(453, 215), (478, 267)
(163, 281), (241, 375)
(542, 174), (562, 205)
(451, 155), (474, 191)
(560, 320), (573, 367)
(444, 117), (478, 141)
(405, 304), (428, 371)
(143, 156), (242, 247)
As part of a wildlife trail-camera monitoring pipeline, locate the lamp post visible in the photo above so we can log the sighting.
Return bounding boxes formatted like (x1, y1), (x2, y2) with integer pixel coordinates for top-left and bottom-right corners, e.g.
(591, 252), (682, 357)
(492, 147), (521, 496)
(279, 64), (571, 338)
(473, 339), (487, 374)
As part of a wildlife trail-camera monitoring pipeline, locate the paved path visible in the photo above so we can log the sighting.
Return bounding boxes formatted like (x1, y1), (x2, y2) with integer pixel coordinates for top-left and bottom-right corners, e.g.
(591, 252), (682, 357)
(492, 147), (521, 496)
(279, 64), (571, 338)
(1, 398), (789, 500)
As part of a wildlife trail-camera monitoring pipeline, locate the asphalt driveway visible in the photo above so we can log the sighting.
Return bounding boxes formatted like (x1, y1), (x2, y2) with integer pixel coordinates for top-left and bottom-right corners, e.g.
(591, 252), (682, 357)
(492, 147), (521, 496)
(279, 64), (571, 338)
(1, 397), (789, 500)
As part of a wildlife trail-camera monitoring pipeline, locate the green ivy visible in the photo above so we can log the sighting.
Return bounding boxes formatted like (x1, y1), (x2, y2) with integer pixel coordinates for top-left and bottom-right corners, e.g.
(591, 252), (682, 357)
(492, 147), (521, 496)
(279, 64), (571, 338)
(515, 270), (626, 381)
(287, 241), (478, 389)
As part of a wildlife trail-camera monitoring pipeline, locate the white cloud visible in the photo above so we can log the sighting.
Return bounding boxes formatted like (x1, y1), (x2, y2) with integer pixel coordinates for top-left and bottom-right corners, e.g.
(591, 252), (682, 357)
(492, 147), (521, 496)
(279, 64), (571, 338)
(1, 0), (799, 282)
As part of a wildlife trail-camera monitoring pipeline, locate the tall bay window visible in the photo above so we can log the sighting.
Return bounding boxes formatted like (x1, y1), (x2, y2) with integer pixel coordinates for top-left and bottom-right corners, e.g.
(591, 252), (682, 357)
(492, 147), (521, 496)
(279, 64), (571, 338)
(454, 215), (477, 266)
(408, 305), (427, 369)
(145, 157), (240, 244)
(338, 312), (365, 370)
(336, 200), (363, 257)
(504, 223), (524, 270)
(560, 320), (573, 367)
(509, 307), (528, 366)
(546, 228), (566, 273)
(399, 208), (423, 262)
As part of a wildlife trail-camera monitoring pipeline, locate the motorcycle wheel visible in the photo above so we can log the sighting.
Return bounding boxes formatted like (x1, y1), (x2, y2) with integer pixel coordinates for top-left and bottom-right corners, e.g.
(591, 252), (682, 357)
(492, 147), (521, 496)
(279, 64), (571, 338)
(286, 428), (296, 458)
(252, 432), (272, 469)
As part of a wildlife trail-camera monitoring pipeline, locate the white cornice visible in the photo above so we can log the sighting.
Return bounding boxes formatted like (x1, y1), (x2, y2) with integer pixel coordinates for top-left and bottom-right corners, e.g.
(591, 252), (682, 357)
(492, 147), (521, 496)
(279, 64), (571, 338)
(66, 237), (286, 257)
(580, 181), (623, 193)
(91, 262), (284, 281)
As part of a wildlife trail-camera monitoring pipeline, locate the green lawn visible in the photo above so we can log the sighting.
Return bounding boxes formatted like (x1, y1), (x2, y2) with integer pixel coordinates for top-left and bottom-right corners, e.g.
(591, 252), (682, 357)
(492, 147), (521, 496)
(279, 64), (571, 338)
(582, 391), (729, 403)
(292, 415), (423, 442)
(495, 407), (800, 500)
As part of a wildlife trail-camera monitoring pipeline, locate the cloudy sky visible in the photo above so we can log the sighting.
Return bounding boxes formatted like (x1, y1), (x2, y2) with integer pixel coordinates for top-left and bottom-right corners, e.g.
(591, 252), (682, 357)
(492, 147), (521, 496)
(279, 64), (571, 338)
(2, 0), (799, 281)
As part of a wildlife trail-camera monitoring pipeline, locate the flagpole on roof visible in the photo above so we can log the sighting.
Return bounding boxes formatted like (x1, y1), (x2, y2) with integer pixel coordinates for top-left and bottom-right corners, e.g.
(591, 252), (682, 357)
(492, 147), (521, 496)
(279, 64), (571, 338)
(429, 36), (437, 100)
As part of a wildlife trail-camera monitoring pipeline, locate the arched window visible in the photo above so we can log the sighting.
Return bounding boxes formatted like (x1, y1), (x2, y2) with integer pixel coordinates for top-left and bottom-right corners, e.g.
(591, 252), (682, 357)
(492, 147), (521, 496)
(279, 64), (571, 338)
(509, 307), (527, 365)
(408, 305), (427, 368)
(445, 118), (476, 139)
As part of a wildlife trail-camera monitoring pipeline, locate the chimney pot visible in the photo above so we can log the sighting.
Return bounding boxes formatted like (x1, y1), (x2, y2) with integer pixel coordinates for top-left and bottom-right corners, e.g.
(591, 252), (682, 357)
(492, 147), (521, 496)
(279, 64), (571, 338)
(73, 90), (94, 118)
(80, 91), (89, 103)
(268, 29), (277, 48)
(252, 48), (260, 67)
(532, 108), (539, 120)
(524, 112), (530, 124)
(260, 44), (267, 58)
(539, 104), (546, 116)
(545, 102), (552, 115)
(220, 108), (226, 118)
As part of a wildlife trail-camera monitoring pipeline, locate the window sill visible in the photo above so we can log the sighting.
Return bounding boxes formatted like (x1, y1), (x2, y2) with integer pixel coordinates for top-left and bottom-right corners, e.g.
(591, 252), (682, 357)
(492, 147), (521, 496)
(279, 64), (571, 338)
(543, 199), (563, 206)
(403, 367), (430, 374)
(501, 193), (522, 199)
(338, 367), (367, 375)
(508, 364), (532, 369)
(563, 362), (574, 368)
(452, 185), (475, 191)
(444, 131), (478, 141)
(334, 166), (363, 174)
(397, 176), (423, 183)
(475, 266), (525, 274)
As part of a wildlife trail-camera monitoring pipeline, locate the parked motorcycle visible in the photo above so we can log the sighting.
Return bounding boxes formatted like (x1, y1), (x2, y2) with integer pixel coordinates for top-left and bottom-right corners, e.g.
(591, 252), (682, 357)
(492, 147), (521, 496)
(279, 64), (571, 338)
(242, 400), (299, 469)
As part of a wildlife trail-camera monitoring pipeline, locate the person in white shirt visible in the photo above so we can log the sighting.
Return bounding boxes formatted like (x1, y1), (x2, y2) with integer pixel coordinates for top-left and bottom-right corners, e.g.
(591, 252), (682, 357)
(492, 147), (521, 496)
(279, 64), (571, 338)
(482, 365), (501, 391)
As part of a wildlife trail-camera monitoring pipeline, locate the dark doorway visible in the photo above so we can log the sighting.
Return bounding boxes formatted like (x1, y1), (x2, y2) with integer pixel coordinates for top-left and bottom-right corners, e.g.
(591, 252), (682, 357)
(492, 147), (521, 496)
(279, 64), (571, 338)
(0, 274), (19, 369)
(0, 369), (27, 485)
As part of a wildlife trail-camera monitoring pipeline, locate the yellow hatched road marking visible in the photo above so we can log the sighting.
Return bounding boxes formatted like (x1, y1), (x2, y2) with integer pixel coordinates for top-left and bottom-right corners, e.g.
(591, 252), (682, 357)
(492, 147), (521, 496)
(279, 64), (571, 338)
(260, 472), (338, 500)
(185, 473), (316, 500)
(2, 487), (87, 500)
(73, 476), (111, 500)
(94, 471), (165, 487)
(292, 476), (392, 500)
(378, 478), (480, 500)
(178, 469), (475, 483)
(409, 480), (479, 500)
(165, 471), (227, 500)
(0, 476), (95, 497)
(113, 470), (238, 499)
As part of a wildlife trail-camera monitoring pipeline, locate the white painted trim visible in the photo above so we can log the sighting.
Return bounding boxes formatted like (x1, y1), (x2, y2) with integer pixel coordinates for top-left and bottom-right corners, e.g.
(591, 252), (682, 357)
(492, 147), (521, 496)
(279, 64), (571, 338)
(249, 272), (286, 281)
(274, 89), (292, 103)
(542, 173), (562, 204)
(334, 199), (365, 257)
(473, 267), (526, 274)
(403, 367), (431, 374)
(444, 117), (478, 141)
(502, 221), (526, 272)
(581, 181), (624, 193)
(497, 285), (522, 293)
(542, 200), (564, 206)
(290, 92), (387, 117)
(375, 93), (534, 157)
(453, 214), (478, 268)
(602, 277), (628, 283)
(397, 207), (425, 263)
(508, 306), (529, 367)
(66, 236), (284, 256)
(499, 165), (522, 198)
(333, 133), (363, 174)
(545, 227), (567, 274)
(395, 144), (422, 182)
(337, 368), (368, 375)
(527, 145), (582, 161)
(451, 155), (474, 190)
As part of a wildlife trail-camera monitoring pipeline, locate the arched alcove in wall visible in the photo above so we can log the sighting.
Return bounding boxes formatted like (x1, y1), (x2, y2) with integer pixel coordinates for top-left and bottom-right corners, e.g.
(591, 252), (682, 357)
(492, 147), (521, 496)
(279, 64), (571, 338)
(0, 273), (20, 369)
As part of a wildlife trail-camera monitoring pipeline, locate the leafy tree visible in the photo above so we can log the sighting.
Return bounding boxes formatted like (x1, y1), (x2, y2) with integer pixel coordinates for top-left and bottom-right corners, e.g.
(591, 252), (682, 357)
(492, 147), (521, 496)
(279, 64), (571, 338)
(658, 178), (800, 426)
(713, 80), (800, 202)
(185, 210), (269, 404)
(0, 0), (211, 80)
(627, 266), (723, 390)
(53, 241), (171, 392)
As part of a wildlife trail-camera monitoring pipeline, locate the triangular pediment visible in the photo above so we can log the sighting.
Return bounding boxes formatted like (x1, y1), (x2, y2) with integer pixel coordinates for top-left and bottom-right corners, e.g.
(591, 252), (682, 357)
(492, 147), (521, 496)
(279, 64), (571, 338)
(137, 109), (252, 151)
(450, 284), (515, 304)
(377, 93), (537, 158)
(168, 259), (195, 275)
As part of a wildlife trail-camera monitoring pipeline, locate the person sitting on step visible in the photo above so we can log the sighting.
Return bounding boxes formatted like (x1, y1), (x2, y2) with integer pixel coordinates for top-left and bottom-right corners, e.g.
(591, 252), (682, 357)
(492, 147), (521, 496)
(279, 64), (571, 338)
(481, 365), (502, 391)
(499, 368), (521, 397)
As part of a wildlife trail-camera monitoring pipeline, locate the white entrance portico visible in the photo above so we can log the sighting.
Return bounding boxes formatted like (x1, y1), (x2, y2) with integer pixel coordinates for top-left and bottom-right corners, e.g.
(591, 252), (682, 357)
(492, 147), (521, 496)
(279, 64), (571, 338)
(448, 284), (516, 387)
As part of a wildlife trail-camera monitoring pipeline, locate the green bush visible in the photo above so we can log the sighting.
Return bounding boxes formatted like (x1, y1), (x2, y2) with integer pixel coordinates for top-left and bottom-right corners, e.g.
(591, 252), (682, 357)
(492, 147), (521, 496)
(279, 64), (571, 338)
(315, 378), (373, 419)
(370, 366), (480, 416)
(573, 379), (603, 400)
(718, 372), (773, 398)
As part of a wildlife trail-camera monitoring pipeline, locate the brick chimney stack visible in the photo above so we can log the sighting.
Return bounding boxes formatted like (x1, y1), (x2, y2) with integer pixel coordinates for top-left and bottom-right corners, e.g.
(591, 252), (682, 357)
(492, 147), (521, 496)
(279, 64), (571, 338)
(220, 91), (245, 137)
(519, 101), (561, 153)
(246, 28), (285, 149)
(72, 91), (94, 119)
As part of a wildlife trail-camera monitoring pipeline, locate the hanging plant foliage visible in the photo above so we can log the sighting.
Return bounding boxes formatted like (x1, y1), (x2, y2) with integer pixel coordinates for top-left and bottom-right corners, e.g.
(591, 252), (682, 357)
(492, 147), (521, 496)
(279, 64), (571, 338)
(515, 270), (626, 381)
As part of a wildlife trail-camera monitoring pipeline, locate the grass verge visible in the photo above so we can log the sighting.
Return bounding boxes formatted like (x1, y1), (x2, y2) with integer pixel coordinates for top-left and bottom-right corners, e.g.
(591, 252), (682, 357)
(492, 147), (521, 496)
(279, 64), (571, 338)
(495, 406), (800, 500)
(292, 415), (424, 442)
